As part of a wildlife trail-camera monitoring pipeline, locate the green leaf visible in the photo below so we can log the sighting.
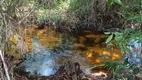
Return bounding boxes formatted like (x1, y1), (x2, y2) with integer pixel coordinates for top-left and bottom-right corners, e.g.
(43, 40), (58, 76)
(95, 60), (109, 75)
(106, 34), (113, 43)
(116, 67), (125, 73)
(115, 36), (123, 41)
(104, 32), (111, 34)
(104, 62), (111, 68)
(107, 1), (114, 7)
(129, 64), (134, 69)
(89, 65), (96, 70)
(115, 0), (122, 5)
(123, 43), (129, 53)
(124, 58), (129, 65)
(108, 42), (115, 47)
(119, 42), (125, 53)
(126, 47), (132, 54)
(114, 32), (120, 36)
(123, 6), (129, 10)
(89, 64), (104, 70)
(132, 67), (140, 75)
(127, 16), (140, 21)
(104, 62), (120, 72)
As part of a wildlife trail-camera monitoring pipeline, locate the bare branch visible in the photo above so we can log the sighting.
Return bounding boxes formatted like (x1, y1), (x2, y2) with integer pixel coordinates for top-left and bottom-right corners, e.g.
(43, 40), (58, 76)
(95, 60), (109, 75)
(0, 50), (10, 80)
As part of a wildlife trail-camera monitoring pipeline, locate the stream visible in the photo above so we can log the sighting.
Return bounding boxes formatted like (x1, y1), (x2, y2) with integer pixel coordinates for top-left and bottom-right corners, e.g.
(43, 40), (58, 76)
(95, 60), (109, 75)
(10, 26), (124, 78)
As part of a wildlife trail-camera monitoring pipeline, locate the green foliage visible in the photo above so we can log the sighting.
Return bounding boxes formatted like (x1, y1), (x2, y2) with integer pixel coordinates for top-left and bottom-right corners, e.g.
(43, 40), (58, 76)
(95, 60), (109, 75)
(36, 13), (48, 24)
(105, 61), (120, 72)
(106, 0), (141, 28)
(132, 67), (140, 75)
(34, 0), (142, 32)
(106, 34), (113, 43)
(68, 0), (92, 17)
(35, 0), (141, 31)
(36, 0), (69, 26)
(107, 0), (122, 7)
(105, 58), (140, 79)
(104, 1), (142, 79)
(107, 0), (141, 12)
(105, 29), (142, 54)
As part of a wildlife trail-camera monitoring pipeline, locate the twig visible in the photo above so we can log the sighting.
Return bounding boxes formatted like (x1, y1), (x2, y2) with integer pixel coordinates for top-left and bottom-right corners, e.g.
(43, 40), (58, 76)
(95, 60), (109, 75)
(18, 0), (48, 24)
(0, 50), (10, 80)
(18, 8), (36, 24)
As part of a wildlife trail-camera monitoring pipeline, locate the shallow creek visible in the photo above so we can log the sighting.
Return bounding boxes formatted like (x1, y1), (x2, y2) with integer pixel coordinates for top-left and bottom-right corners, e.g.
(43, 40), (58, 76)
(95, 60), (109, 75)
(9, 26), (123, 78)
(25, 26), (123, 63)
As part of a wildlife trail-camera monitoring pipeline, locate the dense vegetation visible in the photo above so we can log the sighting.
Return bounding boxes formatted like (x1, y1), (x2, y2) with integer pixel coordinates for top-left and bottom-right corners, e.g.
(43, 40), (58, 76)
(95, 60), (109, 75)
(0, 0), (142, 80)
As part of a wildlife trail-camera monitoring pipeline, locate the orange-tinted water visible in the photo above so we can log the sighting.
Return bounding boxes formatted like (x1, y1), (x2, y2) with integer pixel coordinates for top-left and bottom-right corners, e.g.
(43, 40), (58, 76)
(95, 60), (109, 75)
(9, 26), (123, 65)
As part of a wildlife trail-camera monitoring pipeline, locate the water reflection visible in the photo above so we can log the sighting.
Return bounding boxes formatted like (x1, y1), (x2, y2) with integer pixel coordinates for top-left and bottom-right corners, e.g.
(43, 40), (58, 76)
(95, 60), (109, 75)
(10, 26), (123, 65)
